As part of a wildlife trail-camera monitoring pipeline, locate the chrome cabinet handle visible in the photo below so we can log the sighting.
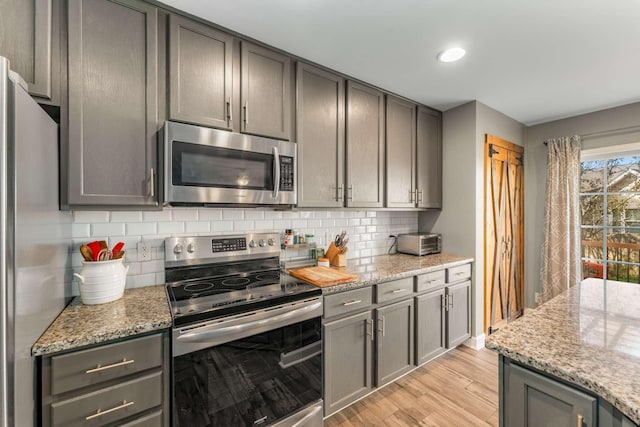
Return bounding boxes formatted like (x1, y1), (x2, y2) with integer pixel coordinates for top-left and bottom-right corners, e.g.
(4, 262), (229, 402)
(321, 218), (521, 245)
(85, 400), (134, 420)
(409, 189), (415, 203)
(346, 185), (353, 200)
(244, 100), (248, 124)
(335, 185), (344, 202)
(448, 293), (454, 309)
(226, 97), (232, 122)
(343, 300), (362, 306)
(86, 358), (134, 374)
(149, 167), (155, 198)
(441, 294), (446, 310)
(366, 319), (374, 341)
(392, 288), (408, 294)
(417, 188), (423, 203)
(577, 414), (584, 427)
(455, 271), (466, 276)
(381, 316), (386, 337)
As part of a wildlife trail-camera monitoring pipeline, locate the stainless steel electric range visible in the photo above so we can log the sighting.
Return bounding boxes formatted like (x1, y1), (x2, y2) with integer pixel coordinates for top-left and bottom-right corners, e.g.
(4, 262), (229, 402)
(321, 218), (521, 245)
(165, 233), (323, 427)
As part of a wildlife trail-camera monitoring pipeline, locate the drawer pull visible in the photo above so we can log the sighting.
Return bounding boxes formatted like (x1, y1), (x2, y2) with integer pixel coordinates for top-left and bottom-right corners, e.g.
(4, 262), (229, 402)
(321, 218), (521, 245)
(577, 414), (584, 427)
(85, 358), (134, 374)
(392, 288), (408, 294)
(86, 400), (134, 420)
(342, 300), (362, 306)
(427, 280), (437, 284)
(455, 271), (467, 276)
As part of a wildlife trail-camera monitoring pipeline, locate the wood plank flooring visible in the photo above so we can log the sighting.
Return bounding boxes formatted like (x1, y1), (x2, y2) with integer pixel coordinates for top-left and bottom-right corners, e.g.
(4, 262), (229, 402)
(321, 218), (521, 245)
(324, 346), (499, 426)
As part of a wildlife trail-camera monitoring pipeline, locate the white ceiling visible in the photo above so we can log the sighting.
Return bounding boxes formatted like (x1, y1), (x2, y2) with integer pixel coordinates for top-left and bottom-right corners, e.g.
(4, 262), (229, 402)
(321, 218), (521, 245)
(158, 0), (640, 125)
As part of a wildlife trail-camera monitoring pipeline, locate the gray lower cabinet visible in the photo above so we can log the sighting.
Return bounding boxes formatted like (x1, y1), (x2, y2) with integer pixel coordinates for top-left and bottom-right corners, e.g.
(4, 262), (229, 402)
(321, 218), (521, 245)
(416, 106), (442, 209)
(375, 298), (414, 386)
(169, 14), (234, 130)
(241, 41), (292, 140)
(346, 81), (385, 208)
(323, 310), (374, 417)
(40, 332), (170, 426)
(385, 95), (416, 208)
(502, 358), (597, 427)
(296, 62), (345, 208)
(0, 0), (60, 102)
(445, 280), (471, 348)
(415, 287), (446, 364)
(66, 0), (160, 207)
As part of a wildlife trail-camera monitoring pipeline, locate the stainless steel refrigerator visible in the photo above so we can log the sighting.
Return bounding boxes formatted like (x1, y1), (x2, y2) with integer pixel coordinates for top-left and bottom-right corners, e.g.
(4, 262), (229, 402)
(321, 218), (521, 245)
(0, 56), (72, 426)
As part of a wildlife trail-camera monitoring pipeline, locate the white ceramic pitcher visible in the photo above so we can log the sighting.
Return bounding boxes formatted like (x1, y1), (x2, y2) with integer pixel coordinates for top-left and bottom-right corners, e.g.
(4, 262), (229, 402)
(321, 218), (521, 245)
(73, 258), (129, 305)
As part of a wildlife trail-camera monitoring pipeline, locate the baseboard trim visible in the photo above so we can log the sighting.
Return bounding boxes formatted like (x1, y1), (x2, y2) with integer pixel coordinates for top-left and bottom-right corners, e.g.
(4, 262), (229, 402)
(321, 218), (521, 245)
(463, 333), (486, 350)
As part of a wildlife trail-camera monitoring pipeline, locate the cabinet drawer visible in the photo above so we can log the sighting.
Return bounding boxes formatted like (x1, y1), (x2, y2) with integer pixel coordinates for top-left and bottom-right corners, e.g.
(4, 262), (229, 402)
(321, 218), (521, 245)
(446, 264), (471, 283)
(51, 371), (162, 427)
(120, 409), (163, 427)
(376, 277), (414, 305)
(51, 334), (162, 395)
(324, 287), (373, 318)
(415, 270), (445, 292)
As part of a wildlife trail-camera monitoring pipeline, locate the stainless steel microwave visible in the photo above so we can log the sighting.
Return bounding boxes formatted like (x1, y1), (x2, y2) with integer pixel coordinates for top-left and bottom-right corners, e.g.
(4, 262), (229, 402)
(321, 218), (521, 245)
(397, 233), (442, 256)
(163, 121), (297, 206)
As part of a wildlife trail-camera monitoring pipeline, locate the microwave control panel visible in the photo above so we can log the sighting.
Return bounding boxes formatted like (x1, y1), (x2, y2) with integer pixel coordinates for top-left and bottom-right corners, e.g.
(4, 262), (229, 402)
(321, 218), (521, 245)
(279, 156), (294, 191)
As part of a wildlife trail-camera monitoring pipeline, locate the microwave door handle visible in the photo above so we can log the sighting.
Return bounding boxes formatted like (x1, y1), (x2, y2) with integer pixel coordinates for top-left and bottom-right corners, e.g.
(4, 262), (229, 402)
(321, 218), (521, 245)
(272, 146), (280, 198)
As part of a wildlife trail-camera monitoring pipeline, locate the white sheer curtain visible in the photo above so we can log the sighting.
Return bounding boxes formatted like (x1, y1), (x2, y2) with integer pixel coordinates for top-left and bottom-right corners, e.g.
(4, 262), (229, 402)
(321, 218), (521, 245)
(541, 135), (582, 302)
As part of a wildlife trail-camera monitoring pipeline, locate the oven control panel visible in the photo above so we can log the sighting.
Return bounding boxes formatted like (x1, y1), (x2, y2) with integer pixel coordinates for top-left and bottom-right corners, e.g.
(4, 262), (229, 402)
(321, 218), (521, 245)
(165, 233), (281, 265)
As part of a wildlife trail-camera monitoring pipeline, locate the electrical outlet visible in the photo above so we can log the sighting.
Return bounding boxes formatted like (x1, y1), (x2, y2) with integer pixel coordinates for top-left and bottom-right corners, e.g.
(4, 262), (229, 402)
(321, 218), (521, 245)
(534, 292), (541, 304)
(137, 241), (150, 261)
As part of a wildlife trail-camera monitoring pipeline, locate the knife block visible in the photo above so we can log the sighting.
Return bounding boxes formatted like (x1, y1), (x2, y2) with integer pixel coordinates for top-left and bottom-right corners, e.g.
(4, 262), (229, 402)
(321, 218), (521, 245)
(330, 253), (347, 267)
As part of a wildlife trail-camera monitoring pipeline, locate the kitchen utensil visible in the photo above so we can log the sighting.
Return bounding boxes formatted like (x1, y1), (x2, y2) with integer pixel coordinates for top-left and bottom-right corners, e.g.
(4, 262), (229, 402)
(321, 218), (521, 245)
(97, 249), (112, 261)
(288, 266), (358, 288)
(112, 250), (125, 260)
(111, 242), (125, 258)
(87, 241), (102, 261)
(98, 240), (108, 251)
(334, 231), (347, 248)
(80, 244), (94, 262)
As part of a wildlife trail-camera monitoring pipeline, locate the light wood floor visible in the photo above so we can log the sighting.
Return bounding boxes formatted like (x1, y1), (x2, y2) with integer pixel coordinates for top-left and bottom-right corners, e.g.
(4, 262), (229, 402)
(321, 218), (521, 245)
(324, 346), (499, 426)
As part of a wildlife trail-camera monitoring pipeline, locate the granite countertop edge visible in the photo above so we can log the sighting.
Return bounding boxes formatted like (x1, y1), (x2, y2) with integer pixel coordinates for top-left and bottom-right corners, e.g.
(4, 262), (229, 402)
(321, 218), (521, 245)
(32, 285), (172, 357)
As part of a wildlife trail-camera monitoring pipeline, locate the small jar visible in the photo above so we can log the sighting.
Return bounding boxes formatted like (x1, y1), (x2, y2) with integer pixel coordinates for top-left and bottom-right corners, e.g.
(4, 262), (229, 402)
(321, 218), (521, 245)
(317, 257), (330, 267)
(284, 229), (294, 246)
(298, 234), (305, 244)
(305, 234), (315, 245)
(293, 232), (300, 245)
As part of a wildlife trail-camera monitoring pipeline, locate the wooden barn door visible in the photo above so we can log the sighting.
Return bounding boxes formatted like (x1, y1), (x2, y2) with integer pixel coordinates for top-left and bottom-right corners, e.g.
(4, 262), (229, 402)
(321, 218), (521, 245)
(485, 135), (524, 335)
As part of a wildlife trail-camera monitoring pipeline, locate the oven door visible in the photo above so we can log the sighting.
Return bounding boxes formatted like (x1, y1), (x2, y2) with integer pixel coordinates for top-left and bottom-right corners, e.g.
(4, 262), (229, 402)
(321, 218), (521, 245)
(172, 298), (322, 427)
(164, 121), (297, 206)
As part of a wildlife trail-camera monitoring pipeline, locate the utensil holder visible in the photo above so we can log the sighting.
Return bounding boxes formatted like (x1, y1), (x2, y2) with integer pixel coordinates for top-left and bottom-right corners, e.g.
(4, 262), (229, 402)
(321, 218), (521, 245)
(330, 253), (347, 267)
(73, 258), (129, 305)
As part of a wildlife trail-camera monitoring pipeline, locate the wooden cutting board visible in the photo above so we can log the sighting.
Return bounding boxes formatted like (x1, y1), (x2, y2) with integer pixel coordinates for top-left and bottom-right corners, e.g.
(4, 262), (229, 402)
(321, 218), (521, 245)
(289, 266), (359, 288)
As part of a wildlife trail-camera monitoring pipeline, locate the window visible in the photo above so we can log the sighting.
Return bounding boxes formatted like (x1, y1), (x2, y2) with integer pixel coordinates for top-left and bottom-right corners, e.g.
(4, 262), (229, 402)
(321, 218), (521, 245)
(580, 151), (640, 283)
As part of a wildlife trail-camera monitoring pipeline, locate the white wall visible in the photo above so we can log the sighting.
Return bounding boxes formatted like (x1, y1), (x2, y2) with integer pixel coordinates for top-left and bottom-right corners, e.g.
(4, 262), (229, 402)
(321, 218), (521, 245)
(524, 102), (640, 305)
(421, 100), (525, 339)
(71, 208), (418, 294)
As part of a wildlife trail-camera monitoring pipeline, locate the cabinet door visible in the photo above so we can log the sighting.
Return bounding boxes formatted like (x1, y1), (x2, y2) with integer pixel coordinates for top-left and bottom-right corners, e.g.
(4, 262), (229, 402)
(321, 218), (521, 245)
(241, 42), (291, 140)
(415, 288), (446, 365)
(416, 106), (442, 208)
(0, 0), (58, 100)
(323, 311), (373, 417)
(67, 0), (159, 206)
(386, 95), (416, 208)
(346, 81), (385, 207)
(446, 280), (471, 348)
(169, 14), (233, 130)
(296, 63), (345, 207)
(505, 362), (596, 427)
(375, 299), (414, 386)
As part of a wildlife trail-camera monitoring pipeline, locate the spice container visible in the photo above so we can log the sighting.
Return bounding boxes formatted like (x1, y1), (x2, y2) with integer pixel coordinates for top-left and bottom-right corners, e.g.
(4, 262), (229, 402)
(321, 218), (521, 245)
(284, 229), (294, 246)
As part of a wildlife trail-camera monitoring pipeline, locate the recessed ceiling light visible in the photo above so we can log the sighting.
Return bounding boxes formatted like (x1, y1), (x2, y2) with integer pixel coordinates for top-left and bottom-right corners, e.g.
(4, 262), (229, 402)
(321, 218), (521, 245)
(438, 47), (466, 63)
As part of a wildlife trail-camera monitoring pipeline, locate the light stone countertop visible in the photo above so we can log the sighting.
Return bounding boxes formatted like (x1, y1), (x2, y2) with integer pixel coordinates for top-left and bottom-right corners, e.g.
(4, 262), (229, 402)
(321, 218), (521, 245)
(310, 253), (474, 294)
(486, 278), (640, 424)
(32, 285), (171, 356)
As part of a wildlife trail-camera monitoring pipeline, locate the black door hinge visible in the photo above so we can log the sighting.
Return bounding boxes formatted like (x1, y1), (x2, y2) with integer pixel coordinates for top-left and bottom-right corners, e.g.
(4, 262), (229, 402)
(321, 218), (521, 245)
(488, 144), (499, 157)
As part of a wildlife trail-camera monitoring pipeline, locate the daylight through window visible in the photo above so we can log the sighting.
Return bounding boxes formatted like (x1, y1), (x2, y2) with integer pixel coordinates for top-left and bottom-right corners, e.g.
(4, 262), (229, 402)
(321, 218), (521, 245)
(581, 152), (640, 283)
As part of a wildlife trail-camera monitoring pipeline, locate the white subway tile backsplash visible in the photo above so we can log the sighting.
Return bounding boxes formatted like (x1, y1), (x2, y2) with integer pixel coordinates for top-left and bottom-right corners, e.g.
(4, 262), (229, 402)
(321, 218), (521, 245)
(69, 208), (418, 296)
(73, 211), (109, 223)
(110, 211), (143, 222)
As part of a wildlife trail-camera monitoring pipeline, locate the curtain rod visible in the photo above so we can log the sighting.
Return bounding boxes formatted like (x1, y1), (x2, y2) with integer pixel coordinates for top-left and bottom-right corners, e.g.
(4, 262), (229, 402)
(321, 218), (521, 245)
(543, 124), (640, 145)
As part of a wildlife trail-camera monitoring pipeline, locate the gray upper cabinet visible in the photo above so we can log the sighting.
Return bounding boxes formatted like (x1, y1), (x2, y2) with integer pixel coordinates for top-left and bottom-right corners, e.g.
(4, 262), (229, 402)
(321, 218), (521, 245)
(504, 361), (596, 427)
(375, 298), (414, 386)
(385, 95), (416, 208)
(323, 310), (373, 417)
(346, 81), (385, 208)
(169, 14), (233, 130)
(0, 0), (59, 102)
(445, 280), (471, 348)
(296, 63), (345, 208)
(416, 106), (442, 208)
(415, 288), (446, 365)
(66, 0), (159, 207)
(241, 42), (291, 140)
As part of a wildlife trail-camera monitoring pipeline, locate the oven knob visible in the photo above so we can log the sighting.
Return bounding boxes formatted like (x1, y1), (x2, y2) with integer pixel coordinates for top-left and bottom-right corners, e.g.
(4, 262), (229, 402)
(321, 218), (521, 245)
(267, 238), (275, 246)
(186, 243), (196, 254)
(249, 240), (257, 248)
(259, 239), (266, 247)
(173, 244), (184, 254)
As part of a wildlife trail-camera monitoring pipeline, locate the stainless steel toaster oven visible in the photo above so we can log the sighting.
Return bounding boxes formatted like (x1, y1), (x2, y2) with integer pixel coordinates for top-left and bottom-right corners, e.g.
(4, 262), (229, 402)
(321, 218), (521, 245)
(397, 233), (442, 256)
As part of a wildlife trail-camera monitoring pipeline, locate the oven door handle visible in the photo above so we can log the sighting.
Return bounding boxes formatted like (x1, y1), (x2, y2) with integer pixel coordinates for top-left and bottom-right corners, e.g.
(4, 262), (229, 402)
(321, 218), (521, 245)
(272, 146), (280, 199)
(176, 300), (321, 345)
